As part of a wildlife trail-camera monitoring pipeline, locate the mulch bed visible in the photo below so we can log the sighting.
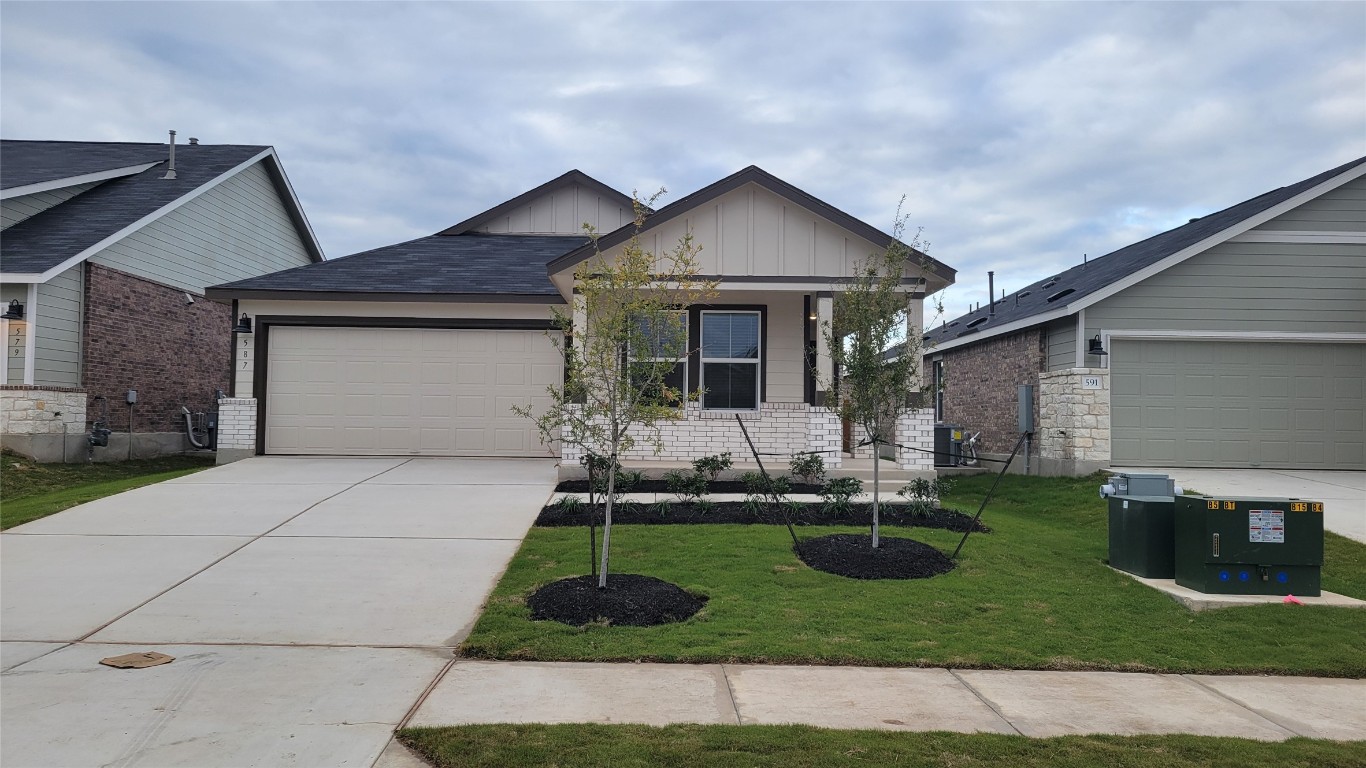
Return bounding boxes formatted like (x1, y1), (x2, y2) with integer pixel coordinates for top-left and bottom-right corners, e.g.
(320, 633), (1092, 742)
(796, 534), (957, 580)
(536, 501), (989, 533)
(527, 574), (705, 627)
(555, 479), (826, 495)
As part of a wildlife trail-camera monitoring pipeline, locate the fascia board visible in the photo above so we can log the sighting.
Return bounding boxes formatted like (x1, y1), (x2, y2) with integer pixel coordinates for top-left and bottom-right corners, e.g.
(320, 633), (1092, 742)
(0, 162), (159, 199)
(27, 149), (275, 284)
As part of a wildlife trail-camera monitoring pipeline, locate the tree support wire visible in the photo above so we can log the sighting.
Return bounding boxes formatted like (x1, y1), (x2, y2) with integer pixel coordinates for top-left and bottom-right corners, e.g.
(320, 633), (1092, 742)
(950, 431), (1028, 560)
(735, 415), (802, 551)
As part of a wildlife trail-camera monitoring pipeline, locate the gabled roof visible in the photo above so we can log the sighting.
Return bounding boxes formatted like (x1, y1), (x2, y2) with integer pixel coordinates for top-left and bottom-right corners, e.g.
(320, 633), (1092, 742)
(546, 165), (957, 285)
(922, 155), (1366, 353)
(438, 169), (636, 235)
(207, 233), (584, 303)
(0, 140), (324, 280)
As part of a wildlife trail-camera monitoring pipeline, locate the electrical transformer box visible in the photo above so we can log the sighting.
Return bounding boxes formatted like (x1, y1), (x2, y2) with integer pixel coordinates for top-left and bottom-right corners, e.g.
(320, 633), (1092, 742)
(1174, 496), (1324, 596)
(1108, 495), (1175, 578)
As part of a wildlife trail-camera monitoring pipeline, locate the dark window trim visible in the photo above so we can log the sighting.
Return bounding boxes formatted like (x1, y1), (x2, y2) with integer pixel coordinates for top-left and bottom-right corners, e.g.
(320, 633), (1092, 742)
(251, 315), (559, 455)
(687, 304), (767, 409)
(803, 294), (815, 405)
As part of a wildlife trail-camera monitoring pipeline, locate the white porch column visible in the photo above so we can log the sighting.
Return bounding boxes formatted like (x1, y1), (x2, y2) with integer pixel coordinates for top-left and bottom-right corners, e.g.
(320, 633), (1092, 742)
(814, 293), (833, 405)
(905, 293), (923, 388)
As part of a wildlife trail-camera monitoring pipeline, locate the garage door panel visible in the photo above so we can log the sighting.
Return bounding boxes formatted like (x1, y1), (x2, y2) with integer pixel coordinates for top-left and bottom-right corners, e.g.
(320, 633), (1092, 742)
(1111, 340), (1364, 470)
(265, 327), (560, 457)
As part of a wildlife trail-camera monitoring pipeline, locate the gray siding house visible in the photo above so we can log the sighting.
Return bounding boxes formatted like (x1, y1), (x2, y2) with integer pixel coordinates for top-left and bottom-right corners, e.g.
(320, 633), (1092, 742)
(207, 167), (956, 471)
(0, 137), (323, 461)
(924, 156), (1366, 473)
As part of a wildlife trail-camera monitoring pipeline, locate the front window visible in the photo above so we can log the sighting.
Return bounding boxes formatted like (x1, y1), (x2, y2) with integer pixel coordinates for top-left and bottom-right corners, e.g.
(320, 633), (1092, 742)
(631, 312), (687, 406)
(701, 311), (760, 410)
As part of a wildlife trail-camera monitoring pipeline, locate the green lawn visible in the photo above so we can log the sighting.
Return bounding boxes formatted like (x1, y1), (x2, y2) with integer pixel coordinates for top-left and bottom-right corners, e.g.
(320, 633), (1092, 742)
(399, 725), (1366, 768)
(460, 473), (1366, 676)
(0, 452), (215, 530)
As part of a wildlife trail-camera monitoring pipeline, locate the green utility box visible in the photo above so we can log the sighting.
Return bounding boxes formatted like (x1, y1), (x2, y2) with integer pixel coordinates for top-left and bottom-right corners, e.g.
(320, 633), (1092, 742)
(1174, 496), (1324, 596)
(1108, 495), (1175, 578)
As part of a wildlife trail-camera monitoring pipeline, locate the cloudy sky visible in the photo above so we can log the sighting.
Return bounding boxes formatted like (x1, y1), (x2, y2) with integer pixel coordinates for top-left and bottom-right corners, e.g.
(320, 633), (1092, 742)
(3, 1), (1362, 320)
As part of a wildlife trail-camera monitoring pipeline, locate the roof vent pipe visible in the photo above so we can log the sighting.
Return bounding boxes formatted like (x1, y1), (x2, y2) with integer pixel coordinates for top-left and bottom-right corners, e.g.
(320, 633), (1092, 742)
(988, 271), (995, 315)
(162, 130), (177, 180)
(188, 137), (199, 145)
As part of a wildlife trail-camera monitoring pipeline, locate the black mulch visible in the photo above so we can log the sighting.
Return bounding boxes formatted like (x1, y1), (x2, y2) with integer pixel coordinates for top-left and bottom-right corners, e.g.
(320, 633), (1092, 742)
(796, 534), (957, 580)
(536, 501), (989, 533)
(527, 574), (705, 627)
(555, 479), (825, 495)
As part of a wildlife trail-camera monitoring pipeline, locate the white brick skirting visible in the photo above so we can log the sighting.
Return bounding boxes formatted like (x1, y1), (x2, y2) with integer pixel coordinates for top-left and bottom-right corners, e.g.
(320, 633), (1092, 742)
(1038, 368), (1110, 463)
(849, 410), (935, 470)
(562, 402), (843, 468)
(216, 397), (258, 451)
(0, 388), (87, 436)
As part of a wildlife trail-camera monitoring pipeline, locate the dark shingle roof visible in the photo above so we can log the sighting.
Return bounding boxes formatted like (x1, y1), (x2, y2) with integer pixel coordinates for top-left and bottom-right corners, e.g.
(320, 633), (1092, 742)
(1, 141), (274, 275)
(0, 140), (171, 190)
(922, 155), (1366, 348)
(207, 233), (586, 300)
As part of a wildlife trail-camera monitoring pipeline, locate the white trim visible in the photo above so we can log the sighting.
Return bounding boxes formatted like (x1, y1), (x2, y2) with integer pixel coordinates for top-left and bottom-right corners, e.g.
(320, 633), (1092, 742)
(1227, 230), (1366, 244)
(1104, 329), (1366, 344)
(0, 163), (158, 200)
(23, 283), (37, 385)
(926, 161), (1366, 355)
(699, 309), (762, 411)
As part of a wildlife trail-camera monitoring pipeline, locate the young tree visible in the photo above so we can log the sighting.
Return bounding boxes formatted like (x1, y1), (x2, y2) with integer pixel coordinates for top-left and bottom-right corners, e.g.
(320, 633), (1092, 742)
(822, 204), (937, 548)
(518, 192), (718, 588)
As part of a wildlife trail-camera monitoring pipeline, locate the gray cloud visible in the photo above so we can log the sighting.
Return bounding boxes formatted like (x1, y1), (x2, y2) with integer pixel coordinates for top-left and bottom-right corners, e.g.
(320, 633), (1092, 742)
(3, 1), (1361, 319)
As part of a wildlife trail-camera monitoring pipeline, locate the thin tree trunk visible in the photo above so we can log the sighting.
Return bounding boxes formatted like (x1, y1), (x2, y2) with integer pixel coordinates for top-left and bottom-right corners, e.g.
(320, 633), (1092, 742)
(587, 462), (598, 577)
(598, 453), (617, 589)
(871, 436), (880, 548)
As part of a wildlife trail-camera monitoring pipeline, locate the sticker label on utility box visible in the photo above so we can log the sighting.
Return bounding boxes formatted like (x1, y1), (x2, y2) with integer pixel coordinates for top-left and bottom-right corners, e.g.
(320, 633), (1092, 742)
(1249, 510), (1285, 544)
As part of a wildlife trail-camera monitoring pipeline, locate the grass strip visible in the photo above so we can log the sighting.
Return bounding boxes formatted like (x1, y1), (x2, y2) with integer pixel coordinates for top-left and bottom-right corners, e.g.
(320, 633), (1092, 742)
(399, 724), (1366, 768)
(1, 453), (213, 529)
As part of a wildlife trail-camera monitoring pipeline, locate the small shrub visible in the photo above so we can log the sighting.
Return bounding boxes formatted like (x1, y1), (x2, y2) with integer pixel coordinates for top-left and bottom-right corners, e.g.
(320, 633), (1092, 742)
(616, 469), (646, 493)
(897, 477), (953, 517)
(649, 500), (671, 519)
(820, 476), (864, 517)
(788, 453), (826, 485)
(741, 497), (765, 517)
(665, 469), (709, 503)
(555, 495), (585, 514)
(696, 498), (717, 515)
(740, 470), (790, 501)
(692, 452), (733, 480)
(583, 453), (643, 494)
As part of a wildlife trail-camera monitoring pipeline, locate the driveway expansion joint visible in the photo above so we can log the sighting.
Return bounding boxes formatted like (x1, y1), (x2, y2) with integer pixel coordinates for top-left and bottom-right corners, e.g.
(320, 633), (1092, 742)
(947, 669), (1024, 736)
(718, 665), (744, 725)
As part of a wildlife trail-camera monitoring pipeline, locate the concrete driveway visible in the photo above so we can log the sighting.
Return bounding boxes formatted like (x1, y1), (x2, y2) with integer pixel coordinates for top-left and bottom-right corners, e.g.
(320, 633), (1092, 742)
(1, 456), (555, 768)
(1111, 467), (1366, 544)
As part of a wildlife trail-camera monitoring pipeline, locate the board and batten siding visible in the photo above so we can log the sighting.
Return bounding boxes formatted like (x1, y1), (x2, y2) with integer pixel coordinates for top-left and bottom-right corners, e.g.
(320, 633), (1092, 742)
(1252, 176), (1366, 233)
(1, 182), (102, 229)
(1043, 317), (1077, 372)
(31, 265), (83, 387)
(90, 161), (312, 295)
(473, 181), (633, 235)
(1085, 240), (1366, 340)
(1, 284), (28, 384)
(602, 182), (891, 280)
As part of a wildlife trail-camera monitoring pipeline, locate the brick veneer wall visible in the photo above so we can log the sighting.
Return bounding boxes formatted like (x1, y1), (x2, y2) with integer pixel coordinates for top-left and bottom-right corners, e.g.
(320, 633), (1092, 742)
(82, 264), (232, 434)
(930, 328), (1043, 455)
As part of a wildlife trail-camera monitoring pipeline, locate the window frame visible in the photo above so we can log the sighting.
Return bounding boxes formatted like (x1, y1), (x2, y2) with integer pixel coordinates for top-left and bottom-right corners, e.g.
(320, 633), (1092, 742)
(629, 310), (689, 407)
(698, 309), (762, 412)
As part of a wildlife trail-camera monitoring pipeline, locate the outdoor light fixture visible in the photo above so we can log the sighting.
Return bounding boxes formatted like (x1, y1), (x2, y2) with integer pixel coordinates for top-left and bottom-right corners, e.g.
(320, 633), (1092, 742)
(1087, 334), (1108, 357)
(231, 313), (253, 334)
(1, 300), (23, 320)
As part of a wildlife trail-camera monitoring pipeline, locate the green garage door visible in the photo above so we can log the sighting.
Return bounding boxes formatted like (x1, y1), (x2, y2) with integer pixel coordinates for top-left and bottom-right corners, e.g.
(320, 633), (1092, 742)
(1111, 340), (1365, 469)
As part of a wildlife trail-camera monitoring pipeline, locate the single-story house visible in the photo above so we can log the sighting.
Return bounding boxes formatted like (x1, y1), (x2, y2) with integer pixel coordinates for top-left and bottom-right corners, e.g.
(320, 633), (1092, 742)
(205, 166), (956, 469)
(922, 156), (1365, 474)
(0, 136), (323, 461)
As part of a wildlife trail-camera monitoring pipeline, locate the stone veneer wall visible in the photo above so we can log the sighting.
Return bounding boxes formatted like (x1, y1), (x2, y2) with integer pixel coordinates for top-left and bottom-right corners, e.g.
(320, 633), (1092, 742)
(1038, 368), (1110, 464)
(0, 386), (88, 461)
(215, 397), (258, 464)
(562, 402), (843, 468)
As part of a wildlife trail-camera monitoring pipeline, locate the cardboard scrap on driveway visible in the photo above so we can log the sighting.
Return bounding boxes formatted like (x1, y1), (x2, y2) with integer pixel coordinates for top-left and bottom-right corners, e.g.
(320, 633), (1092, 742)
(99, 651), (174, 669)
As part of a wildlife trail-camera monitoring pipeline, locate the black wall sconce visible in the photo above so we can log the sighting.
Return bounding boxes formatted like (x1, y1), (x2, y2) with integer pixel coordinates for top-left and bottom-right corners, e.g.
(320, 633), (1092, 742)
(231, 313), (253, 334)
(2, 300), (24, 320)
(1087, 334), (1108, 357)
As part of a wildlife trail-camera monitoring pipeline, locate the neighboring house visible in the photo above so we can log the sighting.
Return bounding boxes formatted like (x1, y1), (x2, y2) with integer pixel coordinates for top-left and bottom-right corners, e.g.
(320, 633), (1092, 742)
(205, 167), (956, 470)
(0, 137), (324, 461)
(922, 156), (1366, 474)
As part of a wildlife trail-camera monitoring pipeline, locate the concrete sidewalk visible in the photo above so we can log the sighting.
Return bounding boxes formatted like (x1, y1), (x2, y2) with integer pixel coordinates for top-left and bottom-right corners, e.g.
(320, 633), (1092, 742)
(405, 660), (1366, 742)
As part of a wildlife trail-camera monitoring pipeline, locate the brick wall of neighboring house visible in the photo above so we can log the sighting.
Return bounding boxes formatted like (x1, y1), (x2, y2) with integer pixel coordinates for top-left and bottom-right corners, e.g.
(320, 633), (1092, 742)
(82, 264), (232, 434)
(932, 327), (1044, 455)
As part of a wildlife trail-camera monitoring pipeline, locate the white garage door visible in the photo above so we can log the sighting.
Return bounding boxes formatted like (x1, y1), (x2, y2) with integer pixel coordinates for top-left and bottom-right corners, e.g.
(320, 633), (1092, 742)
(1111, 339), (1365, 470)
(264, 326), (561, 457)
